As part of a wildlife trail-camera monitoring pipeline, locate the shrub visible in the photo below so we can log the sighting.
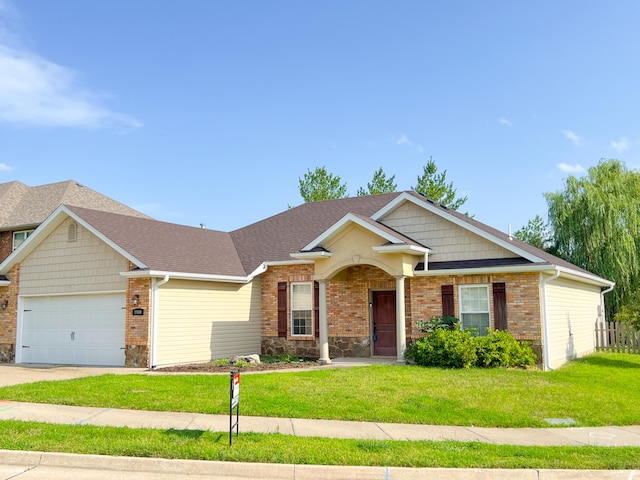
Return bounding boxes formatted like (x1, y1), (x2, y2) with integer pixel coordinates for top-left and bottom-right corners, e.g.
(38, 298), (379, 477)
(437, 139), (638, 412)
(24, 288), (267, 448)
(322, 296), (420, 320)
(414, 316), (460, 334)
(407, 329), (536, 369)
(407, 328), (477, 369)
(475, 330), (537, 368)
(278, 352), (296, 363)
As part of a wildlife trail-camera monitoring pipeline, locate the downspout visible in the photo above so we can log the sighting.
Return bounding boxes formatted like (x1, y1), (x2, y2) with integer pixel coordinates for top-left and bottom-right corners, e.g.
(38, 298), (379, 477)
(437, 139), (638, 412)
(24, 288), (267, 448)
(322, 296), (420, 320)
(600, 283), (615, 324)
(150, 275), (170, 369)
(540, 268), (560, 371)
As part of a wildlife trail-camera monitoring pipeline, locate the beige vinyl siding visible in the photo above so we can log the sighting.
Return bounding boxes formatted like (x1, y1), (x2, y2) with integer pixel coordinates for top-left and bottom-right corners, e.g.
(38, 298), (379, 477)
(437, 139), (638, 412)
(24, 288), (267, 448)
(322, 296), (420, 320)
(381, 201), (518, 262)
(155, 278), (261, 367)
(545, 277), (602, 369)
(20, 218), (127, 295)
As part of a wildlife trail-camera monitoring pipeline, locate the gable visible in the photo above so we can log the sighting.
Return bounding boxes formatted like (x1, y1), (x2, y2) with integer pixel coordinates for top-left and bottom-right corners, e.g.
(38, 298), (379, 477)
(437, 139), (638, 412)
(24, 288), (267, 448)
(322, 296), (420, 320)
(314, 223), (419, 279)
(19, 217), (128, 295)
(380, 200), (520, 263)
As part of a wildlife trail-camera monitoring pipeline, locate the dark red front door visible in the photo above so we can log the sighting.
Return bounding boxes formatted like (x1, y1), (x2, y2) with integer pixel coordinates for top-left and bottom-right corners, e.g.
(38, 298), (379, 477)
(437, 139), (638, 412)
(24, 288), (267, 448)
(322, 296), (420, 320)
(373, 291), (396, 356)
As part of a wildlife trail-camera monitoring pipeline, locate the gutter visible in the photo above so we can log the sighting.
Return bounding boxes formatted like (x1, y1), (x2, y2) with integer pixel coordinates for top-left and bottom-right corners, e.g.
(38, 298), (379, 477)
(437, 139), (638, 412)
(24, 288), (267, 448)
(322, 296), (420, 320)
(540, 268), (560, 371)
(150, 274), (170, 369)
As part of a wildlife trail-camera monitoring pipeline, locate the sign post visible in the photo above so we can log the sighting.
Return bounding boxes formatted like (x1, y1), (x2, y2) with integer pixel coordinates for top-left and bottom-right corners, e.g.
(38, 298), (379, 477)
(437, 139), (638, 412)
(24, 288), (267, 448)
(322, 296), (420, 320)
(229, 370), (240, 445)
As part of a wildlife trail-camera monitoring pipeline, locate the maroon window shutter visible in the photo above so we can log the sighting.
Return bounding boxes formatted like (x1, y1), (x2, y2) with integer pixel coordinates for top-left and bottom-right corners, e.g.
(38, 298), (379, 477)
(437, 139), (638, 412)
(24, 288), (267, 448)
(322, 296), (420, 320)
(493, 282), (507, 331)
(277, 282), (287, 337)
(314, 281), (320, 338)
(441, 285), (454, 317)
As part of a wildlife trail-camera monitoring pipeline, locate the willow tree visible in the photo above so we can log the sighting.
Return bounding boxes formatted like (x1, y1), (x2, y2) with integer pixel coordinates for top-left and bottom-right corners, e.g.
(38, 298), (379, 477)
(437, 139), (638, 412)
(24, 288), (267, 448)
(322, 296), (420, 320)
(544, 159), (640, 317)
(357, 167), (397, 196)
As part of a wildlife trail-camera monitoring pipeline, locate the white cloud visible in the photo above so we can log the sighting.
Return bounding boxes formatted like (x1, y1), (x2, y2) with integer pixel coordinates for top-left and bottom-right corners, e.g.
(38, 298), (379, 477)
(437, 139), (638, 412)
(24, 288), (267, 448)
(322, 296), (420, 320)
(396, 133), (412, 147)
(610, 137), (630, 153)
(563, 130), (582, 146)
(0, 3), (141, 130)
(499, 117), (512, 127)
(0, 162), (11, 172)
(557, 163), (586, 174)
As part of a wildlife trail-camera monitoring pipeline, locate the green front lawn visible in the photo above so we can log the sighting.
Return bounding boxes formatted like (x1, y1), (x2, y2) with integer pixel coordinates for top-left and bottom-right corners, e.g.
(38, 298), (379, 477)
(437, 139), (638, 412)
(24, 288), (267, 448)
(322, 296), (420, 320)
(1, 352), (639, 428)
(1, 420), (638, 470)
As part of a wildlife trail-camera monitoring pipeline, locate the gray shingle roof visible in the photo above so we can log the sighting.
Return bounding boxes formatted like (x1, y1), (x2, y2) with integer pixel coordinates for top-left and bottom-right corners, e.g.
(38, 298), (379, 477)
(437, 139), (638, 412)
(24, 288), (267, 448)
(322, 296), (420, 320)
(0, 180), (150, 230)
(17, 190), (605, 283)
(67, 206), (246, 277)
(230, 193), (404, 272)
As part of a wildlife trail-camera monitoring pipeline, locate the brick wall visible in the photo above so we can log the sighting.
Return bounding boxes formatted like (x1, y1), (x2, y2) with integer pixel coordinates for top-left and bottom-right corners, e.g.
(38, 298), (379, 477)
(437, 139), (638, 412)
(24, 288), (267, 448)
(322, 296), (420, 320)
(0, 231), (12, 264)
(124, 264), (151, 367)
(262, 264), (543, 360)
(408, 272), (542, 342)
(261, 264), (315, 337)
(0, 263), (20, 362)
(261, 264), (396, 357)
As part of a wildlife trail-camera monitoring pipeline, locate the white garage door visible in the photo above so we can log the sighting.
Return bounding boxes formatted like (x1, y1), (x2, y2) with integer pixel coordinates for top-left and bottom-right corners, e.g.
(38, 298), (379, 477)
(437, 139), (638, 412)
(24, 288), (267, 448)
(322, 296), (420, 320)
(21, 294), (126, 366)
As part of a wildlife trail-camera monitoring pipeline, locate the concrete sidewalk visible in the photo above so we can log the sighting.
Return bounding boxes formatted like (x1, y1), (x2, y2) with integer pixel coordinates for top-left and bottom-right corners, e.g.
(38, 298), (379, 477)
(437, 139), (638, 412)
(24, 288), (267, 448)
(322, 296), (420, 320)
(1, 400), (640, 447)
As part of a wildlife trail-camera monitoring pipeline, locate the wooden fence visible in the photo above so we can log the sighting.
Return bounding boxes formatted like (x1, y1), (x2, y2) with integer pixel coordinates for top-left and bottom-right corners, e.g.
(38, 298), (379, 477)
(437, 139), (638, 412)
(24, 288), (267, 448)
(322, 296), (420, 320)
(595, 321), (640, 354)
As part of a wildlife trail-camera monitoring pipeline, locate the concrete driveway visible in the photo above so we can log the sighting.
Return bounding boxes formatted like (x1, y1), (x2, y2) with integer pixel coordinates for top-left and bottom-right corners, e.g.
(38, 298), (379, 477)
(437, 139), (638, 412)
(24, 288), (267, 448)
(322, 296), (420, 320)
(0, 364), (146, 387)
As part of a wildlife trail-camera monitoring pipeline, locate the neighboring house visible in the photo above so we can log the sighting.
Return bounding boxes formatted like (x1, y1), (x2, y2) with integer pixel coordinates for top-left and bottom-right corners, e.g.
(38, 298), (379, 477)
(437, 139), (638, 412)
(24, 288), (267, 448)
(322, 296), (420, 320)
(0, 180), (151, 263)
(0, 190), (614, 370)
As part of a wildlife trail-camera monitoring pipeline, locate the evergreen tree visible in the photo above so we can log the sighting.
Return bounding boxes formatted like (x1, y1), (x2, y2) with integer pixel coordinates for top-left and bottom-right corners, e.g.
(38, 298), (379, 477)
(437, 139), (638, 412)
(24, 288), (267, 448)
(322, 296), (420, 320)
(357, 167), (397, 196)
(413, 157), (468, 210)
(298, 166), (348, 202)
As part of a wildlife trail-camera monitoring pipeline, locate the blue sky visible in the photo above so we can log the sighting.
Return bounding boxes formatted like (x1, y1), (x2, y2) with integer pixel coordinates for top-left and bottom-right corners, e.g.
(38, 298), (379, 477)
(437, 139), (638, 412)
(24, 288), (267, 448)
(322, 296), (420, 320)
(1, 1), (639, 233)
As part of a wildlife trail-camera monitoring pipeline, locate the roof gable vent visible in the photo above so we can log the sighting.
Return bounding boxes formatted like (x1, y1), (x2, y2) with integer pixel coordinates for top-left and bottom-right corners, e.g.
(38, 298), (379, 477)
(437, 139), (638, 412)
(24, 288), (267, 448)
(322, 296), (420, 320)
(67, 222), (77, 242)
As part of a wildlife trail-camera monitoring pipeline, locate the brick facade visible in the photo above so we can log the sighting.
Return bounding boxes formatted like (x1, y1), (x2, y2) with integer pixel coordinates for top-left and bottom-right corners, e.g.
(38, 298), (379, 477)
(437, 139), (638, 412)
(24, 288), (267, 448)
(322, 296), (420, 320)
(124, 267), (151, 367)
(261, 263), (544, 361)
(0, 263), (19, 362)
(0, 231), (12, 264)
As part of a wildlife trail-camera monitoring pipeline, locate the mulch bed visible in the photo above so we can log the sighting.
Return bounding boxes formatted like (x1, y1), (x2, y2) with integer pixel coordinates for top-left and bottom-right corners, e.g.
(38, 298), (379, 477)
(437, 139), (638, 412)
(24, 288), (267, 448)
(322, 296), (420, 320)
(155, 360), (322, 373)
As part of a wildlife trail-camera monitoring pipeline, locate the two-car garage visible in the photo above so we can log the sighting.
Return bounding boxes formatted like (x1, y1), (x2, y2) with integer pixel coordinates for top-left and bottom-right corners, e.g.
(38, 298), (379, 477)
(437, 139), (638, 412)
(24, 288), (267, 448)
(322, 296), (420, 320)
(19, 294), (126, 366)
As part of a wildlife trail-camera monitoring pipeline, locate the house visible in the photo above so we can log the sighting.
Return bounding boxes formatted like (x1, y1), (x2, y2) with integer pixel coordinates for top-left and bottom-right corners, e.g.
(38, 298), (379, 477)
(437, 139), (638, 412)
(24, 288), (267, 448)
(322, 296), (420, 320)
(0, 180), (150, 263)
(0, 190), (614, 370)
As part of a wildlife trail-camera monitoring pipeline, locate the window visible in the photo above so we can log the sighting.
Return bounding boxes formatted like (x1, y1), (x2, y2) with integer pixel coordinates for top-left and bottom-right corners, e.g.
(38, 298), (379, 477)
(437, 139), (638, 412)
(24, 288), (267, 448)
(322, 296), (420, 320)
(291, 282), (313, 336)
(459, 285), (490, 335)
(12, 230), (34, 250)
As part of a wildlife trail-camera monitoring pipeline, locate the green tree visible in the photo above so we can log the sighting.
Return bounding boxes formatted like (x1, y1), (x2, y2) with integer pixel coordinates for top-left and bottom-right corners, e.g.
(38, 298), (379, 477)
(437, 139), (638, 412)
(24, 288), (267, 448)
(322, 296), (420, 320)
(298, 166), (348, 202)
(412, 157), (468, 210)
(514, 215), (552, 251)
(357, 167), (397, 196)
(544, 159), (640, 317)
(615, 288), (640, 330)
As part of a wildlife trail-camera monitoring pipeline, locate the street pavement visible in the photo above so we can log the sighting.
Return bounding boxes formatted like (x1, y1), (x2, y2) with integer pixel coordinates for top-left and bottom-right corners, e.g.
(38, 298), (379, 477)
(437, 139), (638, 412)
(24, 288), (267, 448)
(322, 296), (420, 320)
(0, 363), (638, 479)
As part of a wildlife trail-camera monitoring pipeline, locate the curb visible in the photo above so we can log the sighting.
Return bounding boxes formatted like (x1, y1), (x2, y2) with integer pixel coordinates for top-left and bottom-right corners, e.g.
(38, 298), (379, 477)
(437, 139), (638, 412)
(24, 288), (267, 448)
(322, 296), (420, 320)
(0, 450), (637, 480)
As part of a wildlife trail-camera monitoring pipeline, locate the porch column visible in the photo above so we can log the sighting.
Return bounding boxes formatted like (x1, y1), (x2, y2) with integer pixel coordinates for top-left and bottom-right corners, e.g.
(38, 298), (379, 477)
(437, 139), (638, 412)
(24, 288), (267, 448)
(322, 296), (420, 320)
(318, 280), (331, 364)
(396, 276), (406, 363)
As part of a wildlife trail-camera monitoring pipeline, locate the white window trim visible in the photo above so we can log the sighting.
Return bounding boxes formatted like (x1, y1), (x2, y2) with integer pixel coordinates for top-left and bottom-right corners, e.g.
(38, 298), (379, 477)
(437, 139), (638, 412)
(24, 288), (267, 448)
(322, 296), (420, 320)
(290, 281), (314, 337)
(458, 284), (490, 335)
(12, 229), (34, 251)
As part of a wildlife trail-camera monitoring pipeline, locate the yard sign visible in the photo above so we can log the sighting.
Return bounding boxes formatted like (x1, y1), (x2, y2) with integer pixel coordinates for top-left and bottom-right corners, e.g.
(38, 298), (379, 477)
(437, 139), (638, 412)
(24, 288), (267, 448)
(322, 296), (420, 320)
(229, 371), (240, 445)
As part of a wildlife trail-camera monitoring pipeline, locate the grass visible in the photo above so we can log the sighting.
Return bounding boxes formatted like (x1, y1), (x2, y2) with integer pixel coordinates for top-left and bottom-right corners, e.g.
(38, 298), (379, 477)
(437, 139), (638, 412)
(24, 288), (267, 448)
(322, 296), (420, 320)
(1, 353), (639, 427)
(0, 420), (638, 470)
